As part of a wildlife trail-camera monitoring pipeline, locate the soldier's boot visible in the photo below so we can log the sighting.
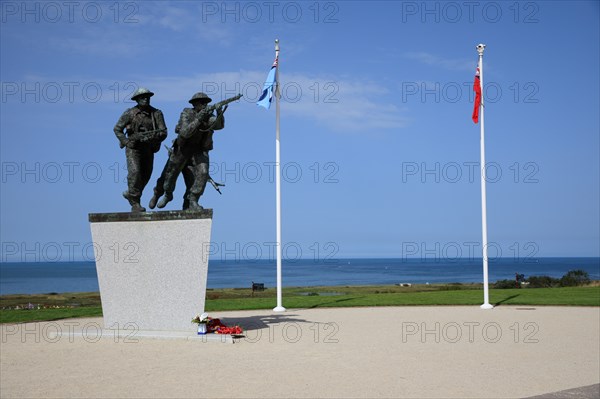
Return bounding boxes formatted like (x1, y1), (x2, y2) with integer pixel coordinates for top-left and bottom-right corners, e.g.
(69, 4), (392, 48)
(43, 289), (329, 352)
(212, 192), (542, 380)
(131, 202), (146, 213)
(148, 189), (160, 209)
(185, 193), (203, 211)
(156, 192), (173, 209)
(123, 191), (146, 212)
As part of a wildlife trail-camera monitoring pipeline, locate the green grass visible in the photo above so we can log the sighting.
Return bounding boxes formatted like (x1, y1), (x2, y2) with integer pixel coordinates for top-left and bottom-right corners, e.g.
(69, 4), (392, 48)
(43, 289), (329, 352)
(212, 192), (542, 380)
(0, 307), (103, 324)
(205, 286), (600, 311)
(0, 292), (103, 324)
(2, 285), (598, 324)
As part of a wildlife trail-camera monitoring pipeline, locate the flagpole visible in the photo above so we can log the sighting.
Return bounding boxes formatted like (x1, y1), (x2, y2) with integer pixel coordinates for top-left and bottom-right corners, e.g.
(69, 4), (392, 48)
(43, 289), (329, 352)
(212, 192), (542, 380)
(477, 43), (493, 310)
(273, 38), (285, 312)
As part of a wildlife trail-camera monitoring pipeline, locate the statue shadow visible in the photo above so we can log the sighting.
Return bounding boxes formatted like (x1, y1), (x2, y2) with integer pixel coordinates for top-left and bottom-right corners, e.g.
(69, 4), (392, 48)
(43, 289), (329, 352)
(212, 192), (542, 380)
(306, 296), (365, 309)
(218, 313), (311, 332)
(494, 294), (521, 306)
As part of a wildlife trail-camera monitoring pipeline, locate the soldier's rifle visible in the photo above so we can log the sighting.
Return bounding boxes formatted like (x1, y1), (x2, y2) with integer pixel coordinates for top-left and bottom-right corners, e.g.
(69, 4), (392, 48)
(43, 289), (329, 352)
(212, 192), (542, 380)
(195, 94), (242, 192)
(163, 144), (226, 194)
(126, 128), (167, 144)
(208, 177), (225, 194)
(197, 93), (243, 123)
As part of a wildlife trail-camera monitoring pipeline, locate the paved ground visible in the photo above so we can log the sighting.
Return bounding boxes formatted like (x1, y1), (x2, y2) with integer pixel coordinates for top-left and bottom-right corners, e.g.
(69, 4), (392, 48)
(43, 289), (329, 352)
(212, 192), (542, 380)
(1, 306), (599, 398)
(526, 384), (599, 398)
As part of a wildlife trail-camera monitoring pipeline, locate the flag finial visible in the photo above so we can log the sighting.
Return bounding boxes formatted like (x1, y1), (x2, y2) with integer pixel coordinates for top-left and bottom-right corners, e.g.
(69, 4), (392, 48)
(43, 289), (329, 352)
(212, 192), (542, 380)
(476, 43), (486, 55)
(275, 39), (279, 51)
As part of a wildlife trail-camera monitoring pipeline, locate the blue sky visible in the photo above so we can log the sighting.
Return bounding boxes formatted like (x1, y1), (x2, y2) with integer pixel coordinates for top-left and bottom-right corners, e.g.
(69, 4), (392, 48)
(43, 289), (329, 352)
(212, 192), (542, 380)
(1, 1), (599, 262)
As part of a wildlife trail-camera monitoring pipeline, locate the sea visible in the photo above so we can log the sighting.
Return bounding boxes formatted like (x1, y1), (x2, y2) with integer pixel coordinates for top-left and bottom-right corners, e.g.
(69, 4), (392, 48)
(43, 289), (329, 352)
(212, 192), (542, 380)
(1, 257), (599, 295)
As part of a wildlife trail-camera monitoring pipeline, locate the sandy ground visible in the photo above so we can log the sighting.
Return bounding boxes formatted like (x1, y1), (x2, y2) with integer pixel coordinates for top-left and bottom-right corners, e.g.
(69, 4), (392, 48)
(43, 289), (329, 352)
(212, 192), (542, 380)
(1, 306), (599, 399)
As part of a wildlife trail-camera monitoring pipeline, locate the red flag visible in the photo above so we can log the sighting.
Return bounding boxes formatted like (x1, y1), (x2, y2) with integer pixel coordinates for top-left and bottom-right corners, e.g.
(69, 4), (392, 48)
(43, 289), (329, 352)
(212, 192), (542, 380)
(472, 67), (481, 123)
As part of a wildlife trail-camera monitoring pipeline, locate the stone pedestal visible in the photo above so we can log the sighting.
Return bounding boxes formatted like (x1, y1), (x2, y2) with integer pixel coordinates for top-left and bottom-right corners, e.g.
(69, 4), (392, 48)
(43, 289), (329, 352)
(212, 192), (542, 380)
(89, 210), (212, 332)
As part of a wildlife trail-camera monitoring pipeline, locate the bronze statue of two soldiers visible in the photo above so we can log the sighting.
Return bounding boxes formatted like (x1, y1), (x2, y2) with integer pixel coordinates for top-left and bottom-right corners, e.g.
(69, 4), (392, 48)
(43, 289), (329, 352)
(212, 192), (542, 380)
(114, 88), (241, 212)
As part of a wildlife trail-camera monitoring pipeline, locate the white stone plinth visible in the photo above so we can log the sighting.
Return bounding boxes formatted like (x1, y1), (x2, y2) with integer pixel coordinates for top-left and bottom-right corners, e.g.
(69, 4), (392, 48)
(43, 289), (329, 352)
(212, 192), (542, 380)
(89, 210), (212, 332)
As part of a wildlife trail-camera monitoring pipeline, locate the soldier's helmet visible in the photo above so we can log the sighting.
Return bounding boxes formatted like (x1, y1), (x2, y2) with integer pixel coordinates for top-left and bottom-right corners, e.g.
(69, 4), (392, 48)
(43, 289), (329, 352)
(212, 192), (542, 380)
(189, 92), (212, 104)
(131, 87), (154, 101)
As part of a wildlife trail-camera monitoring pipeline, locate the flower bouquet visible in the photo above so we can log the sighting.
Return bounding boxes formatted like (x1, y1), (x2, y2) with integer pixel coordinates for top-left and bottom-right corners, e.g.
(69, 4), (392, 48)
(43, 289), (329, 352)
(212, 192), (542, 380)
(192, 312), (209, 334)
(191, 312), (244, 336)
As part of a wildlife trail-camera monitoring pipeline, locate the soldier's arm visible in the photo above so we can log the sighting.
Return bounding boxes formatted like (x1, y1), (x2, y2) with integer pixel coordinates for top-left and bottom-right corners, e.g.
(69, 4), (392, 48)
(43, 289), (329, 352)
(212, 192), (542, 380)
(153, 109), (168, 141)
(113, 109), (131, 148)
(178, 109), (206, 139)
(209, 113), (225, 131)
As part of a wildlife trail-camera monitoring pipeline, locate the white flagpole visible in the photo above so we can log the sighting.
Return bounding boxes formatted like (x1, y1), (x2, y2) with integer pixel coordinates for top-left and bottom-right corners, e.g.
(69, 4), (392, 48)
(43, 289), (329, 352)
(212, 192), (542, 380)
(273, 38), (285, 312)
(477, 43), (493, 310)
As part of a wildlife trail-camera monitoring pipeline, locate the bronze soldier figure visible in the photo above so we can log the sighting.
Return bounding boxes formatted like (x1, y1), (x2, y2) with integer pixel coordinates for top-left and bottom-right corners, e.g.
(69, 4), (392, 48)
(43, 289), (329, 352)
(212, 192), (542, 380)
(149, 92), (227, 211)
(113, 88), (167, 212)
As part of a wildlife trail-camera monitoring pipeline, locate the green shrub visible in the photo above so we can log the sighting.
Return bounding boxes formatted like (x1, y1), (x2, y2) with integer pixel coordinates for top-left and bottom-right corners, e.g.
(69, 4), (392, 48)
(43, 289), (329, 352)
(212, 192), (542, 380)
(560, 269), (591, 287)
(527, 275), (559, 288)
(440, 284), (465, 291)
(494, 279), (519, 289)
